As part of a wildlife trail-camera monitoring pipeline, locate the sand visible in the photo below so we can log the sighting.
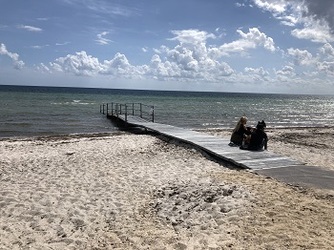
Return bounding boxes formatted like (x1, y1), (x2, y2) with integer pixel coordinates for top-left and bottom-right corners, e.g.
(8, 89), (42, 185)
(0, 128), (334, 249)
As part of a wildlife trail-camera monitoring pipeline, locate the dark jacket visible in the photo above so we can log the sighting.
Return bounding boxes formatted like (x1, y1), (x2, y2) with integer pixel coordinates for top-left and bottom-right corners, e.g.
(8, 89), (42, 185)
(248, 129), (268, 151)
(230, 125), (251, 145)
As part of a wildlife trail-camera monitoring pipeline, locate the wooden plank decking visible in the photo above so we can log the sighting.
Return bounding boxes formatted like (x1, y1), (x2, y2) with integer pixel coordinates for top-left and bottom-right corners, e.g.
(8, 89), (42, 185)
(101, 108), (334, 190)
(117, 115), (304, 171)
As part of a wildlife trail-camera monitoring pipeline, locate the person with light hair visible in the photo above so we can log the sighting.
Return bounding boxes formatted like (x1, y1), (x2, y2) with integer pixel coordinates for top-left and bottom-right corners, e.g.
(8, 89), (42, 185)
(229, 116), (251, 146)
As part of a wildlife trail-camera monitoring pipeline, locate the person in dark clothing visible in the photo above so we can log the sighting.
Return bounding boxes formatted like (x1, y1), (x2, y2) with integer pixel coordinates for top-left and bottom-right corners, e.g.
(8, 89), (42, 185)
(247, 120), (268, 151)
(229, 116), (252, 146)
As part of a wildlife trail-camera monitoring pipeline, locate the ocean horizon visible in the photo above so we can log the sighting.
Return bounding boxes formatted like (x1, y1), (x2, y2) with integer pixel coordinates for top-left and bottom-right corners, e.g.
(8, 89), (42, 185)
(1, 84), (334, 138)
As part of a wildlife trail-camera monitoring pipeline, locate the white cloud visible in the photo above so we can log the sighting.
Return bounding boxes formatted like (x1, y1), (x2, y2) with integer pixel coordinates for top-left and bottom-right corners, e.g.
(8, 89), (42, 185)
(300, 0), (334, 33)
(287, 48), (313, 66)
(275, 65), (296, 81)
(168, 29), (216, 44)
(316, 43), (334, 75)
(37, 17), (49, 21)
(320, 43), (334, 58)
(49, 51), (145, 78)
(253, 0), (334, 43)
(33, 28), (334, 92)
(17, 25), (43, 32)
(62, 0), (138, 17)
(279, 15), (299, 27)
(0, 43), (25, 69)
(245, 67), (269, 76)
(236, 2), (246, 8)
(219, 28), (276, 55)
(317, 61), (334, 76)
(291, 20), (334, 43)
(149, 54), (180, 79)
(96, 31), (112, 45)
(282, 43), (334, 78)
(45, 29), (235, 81)
(100, 52), (144, 77)
(35, 63), (51, 73)
(50, 51), (102, 76)
(151, 29), (234, 81)
(252, 0), (304, 26)
(0, 44), (19, 61)
(253, 0), (288, 14)
(275, 65), (295, 76)
(31, 44), (50, 49)
(56, 42), (70, 46)
(244, 67), (270, 82)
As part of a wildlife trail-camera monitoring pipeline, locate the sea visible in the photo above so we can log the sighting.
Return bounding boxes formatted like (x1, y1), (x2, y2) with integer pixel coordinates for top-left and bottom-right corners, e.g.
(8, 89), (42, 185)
(1, 85), (334, 138)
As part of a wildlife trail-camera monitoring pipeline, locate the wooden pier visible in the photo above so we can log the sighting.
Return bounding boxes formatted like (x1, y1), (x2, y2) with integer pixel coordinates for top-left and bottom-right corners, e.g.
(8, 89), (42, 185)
(100, 102), (334, 190)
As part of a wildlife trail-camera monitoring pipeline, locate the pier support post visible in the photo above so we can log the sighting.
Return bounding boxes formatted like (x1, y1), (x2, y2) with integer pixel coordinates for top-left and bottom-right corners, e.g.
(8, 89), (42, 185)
(150, 106), (155, 122)
(125, 104), (128, 122)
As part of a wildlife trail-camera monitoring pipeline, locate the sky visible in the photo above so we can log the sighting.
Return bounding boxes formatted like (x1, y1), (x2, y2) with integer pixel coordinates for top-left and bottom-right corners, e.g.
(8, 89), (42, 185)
(1, 0), (334, 94)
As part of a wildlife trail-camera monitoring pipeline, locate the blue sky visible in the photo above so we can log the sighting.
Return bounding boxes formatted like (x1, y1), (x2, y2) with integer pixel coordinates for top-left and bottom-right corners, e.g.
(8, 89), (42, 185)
(1, 0), (334, 94)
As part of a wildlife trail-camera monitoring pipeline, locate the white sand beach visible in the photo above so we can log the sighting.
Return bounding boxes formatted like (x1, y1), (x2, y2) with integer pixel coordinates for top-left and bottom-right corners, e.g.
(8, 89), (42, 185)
(0, 128), (334, 249)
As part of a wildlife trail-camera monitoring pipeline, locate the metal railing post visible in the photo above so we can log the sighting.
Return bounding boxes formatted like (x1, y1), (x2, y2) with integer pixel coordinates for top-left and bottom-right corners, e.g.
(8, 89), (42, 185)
(125, 104), (128, 122)
(150, 106), (155, 122)
(100, 102), (155, 123)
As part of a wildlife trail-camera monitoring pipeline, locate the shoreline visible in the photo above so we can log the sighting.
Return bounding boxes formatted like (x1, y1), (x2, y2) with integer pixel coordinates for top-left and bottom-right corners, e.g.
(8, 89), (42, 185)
(2, 125), (334, 172)
(0, 132), (334, 249)
(0, 131), (125, 141)
(2, 126), (334, 172)
(196, 124), (334, 133)
(1, 124), (333, 139)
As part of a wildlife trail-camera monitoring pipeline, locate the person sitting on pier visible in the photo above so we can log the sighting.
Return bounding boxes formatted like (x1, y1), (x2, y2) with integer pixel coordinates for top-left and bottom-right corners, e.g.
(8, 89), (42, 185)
(242, 120), (268, 151)
(229, 116), (252, 146)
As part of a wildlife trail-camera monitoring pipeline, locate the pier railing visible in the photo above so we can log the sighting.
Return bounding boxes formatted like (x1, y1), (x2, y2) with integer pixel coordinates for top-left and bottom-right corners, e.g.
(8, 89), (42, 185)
(100, 102), (155, 122)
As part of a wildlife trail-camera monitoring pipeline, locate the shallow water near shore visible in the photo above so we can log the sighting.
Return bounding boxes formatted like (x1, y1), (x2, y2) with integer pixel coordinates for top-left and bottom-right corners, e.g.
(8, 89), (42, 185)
(1, 85), (334, 137)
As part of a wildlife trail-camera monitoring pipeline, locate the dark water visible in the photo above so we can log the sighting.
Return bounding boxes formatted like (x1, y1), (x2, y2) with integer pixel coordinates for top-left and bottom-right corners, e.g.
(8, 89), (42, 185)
(1, 85), (334, 138)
